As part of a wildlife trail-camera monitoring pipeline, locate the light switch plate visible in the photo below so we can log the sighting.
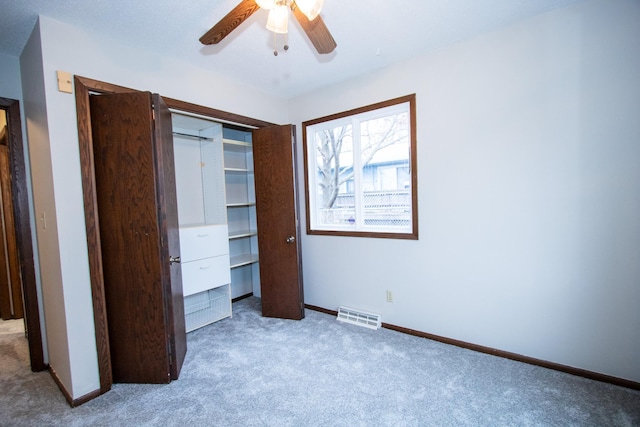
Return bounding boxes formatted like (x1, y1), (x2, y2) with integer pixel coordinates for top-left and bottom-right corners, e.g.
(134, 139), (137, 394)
(57, 70), (73, 94)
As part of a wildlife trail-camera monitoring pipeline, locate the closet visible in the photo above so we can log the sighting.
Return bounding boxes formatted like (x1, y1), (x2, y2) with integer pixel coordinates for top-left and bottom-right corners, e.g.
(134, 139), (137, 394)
(79, 76), (305, 392)
(171, 116), (305, 325)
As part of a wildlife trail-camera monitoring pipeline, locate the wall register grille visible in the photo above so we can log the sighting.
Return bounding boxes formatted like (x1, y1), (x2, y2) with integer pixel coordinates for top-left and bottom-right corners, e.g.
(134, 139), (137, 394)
(337, 306), (381, 330)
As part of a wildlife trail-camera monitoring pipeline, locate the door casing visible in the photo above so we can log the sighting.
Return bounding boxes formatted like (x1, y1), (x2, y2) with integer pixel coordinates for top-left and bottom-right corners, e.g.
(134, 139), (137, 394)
(0, 97), (44, 372)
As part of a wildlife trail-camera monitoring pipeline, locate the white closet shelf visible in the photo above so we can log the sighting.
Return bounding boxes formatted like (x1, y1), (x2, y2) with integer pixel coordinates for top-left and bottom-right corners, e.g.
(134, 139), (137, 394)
(223, 126), (259, 298)
(230, 253), (259, 269)
(224, 167), (253, 173)
(226, 202), (256, 207)
(229, 229), (258, 239)
(223, 138), (251, 147)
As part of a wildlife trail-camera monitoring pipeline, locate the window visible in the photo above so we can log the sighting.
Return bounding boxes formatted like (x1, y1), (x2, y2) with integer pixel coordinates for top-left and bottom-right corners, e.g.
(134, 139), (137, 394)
(302, 94), (417, 239)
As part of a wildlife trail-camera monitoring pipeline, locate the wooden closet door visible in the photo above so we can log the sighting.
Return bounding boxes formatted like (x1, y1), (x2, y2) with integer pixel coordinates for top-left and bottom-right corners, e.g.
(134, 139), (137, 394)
(253, 125), (305, 320)
(90, 91), (186, 383)
(152, 93), (187, 380)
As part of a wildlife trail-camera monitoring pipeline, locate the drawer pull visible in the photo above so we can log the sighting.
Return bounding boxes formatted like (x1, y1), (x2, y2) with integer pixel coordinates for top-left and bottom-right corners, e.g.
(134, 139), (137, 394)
(197, 234), (209, 238)
(199, 265), (211, 270)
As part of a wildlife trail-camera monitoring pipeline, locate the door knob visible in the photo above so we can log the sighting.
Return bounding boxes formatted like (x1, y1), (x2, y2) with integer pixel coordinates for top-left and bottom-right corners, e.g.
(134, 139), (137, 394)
(169, 255), (181, 264)
(286, 235), (295, 243)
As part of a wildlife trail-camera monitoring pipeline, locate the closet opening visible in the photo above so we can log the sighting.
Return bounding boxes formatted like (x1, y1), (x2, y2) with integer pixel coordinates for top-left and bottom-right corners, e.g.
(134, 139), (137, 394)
(75, 76), (304, 405)
(171, 111), (260, 322)
(74, 76), (275, 401)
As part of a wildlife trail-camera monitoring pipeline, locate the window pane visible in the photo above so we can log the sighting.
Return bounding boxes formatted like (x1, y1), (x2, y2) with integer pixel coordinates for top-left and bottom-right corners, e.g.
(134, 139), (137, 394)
(360, 112), (411, 229)
(314, 124), (356, 228)
(303, 94), (417, 239)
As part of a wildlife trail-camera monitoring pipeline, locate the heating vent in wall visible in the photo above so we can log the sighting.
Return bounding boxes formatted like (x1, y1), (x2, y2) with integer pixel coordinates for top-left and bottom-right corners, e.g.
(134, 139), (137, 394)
(336, 306), (381, 330)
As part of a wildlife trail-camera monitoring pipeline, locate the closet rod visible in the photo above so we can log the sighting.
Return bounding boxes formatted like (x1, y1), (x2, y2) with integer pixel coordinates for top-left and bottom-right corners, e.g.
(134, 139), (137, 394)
(172, 131), (215, 142)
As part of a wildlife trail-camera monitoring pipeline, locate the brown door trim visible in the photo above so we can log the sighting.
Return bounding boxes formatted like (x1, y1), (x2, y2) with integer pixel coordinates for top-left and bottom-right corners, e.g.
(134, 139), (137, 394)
(0, 97), (45, 372)
(74, 75), (274, 398)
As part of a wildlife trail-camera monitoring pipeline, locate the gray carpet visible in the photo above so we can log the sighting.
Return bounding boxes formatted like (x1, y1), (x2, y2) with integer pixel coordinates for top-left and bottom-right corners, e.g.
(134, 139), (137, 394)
(1, 297), (639, 426)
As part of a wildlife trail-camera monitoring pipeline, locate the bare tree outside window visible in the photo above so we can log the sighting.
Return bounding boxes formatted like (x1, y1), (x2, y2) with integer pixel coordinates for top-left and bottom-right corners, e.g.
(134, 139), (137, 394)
(316, 124), (352, 208)
(315, 113), (409, 209)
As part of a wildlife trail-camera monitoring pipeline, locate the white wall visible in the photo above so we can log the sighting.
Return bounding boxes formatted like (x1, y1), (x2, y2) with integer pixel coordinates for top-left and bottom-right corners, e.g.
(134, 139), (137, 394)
(20, 21), (76, 395)
(20, 20), (71, 383)
(289, 0), (640, 383)
(0, 53), (23, 100)
(21, 15), (290, 399)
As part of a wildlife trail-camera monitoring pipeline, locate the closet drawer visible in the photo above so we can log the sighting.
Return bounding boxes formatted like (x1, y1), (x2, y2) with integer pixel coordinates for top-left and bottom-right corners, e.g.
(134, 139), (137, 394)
(179, 224), (229, 262)
(181, 255), (231, 297)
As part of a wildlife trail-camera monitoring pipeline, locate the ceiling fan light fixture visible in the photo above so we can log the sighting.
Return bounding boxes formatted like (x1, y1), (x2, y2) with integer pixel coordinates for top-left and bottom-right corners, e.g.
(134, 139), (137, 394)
(199, 0), (336, 55)
(255, 0), (275, 10)
(266, 4), (289, 34)
(295, 0), (323, 21)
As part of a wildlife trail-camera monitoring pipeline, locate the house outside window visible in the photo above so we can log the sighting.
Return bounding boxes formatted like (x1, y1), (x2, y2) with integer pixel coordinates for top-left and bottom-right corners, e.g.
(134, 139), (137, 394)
(302, 94), (418, 239)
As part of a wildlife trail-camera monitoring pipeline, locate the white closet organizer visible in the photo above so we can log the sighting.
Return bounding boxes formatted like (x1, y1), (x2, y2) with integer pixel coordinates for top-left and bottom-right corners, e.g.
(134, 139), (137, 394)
(172, 113), (231, 332)
(223, 127), (261, 299)
(179, 224), (230, 332)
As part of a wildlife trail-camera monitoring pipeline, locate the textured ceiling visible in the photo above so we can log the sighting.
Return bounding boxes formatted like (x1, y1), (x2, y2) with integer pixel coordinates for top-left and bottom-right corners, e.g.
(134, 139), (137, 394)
(0, 0), (587, 98)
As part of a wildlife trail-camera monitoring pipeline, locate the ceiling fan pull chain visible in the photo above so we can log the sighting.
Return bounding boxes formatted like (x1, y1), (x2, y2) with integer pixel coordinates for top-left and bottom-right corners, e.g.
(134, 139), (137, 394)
(273, 31), (289, 56)
(273, 31), (279, 56)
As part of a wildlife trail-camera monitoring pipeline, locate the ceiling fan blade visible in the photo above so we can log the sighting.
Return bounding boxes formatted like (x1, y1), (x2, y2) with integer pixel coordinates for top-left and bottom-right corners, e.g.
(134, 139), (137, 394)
(291, 5), (337, 54)
(200, 0), (260, 45)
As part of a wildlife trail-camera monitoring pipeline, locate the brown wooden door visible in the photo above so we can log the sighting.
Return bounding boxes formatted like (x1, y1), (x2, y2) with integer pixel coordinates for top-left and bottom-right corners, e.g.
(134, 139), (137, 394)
(152, 93), (187, 380)
(90, 91), (186, 383)
(253, 125), (304, 320)
(0, 141), (24, 320)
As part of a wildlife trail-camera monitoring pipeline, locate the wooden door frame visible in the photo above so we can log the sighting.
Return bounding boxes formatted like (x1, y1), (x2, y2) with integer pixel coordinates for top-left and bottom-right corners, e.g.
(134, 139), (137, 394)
(0, 97), (45, 372)
(74, 76), (274, 400)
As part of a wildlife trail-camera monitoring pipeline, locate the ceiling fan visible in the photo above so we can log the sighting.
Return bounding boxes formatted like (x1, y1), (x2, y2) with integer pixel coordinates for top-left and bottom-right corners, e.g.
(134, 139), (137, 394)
(199, 0), (337, 55)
